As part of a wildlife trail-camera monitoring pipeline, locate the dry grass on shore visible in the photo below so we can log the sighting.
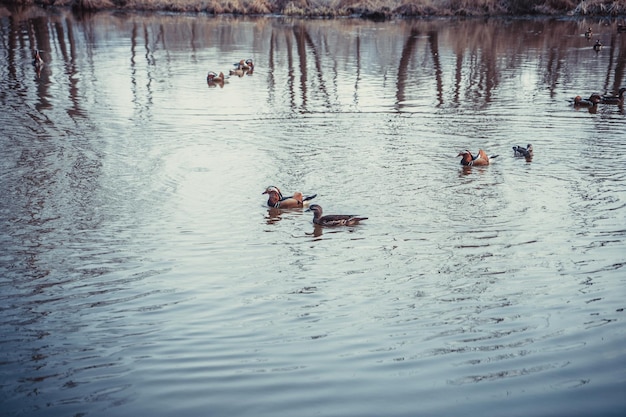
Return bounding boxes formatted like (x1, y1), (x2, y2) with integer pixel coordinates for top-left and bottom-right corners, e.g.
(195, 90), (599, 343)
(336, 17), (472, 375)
(5, 0), (626, 17)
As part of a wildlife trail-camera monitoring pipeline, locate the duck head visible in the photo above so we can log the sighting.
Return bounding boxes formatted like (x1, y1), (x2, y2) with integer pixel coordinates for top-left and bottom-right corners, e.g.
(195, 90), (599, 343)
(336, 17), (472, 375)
(457, 150), (474, 166)
(262, 186), (283, 198)
(306, 204), (323, 217)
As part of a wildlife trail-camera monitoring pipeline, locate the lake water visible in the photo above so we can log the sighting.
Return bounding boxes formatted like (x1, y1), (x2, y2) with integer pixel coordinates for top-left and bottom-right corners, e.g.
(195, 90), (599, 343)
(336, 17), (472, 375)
(1, 6), (625, 417)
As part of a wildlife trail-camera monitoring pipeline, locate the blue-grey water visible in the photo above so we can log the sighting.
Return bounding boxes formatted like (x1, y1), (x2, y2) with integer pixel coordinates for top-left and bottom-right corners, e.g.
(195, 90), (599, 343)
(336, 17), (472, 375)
(1, 7), (625, 417)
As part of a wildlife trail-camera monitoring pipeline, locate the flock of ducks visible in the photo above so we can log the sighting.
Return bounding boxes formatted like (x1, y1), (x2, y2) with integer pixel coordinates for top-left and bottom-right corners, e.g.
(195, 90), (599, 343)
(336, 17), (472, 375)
(576, 26), (625, 108)
(260, 24), (626, 228)
(31, 23), (623, 229)
(207, 59), (254, 87)
(263, 143), (532, 227)
(573, 87), (626, 109)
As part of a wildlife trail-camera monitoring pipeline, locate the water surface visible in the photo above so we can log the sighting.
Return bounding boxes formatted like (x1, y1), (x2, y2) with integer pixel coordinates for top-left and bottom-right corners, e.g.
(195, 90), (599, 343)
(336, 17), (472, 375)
(1, 7), (625, 417)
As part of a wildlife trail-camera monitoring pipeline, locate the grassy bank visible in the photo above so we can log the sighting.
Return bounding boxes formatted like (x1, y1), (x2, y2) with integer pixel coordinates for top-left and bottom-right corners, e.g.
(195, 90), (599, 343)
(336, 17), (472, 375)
(4, 0), (626, 17)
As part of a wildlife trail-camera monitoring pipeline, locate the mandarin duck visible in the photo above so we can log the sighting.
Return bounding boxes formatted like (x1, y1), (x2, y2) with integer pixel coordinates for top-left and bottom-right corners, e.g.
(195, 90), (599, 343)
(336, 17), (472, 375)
(207, 71), (226, 83)
(573, 94), (601, 107)
(457, 149), (498, 166)
(235, 59), (254, 71)
(512, 144), (533, 160)
(593, 40), (602, 51)
(262, 186), (317, 209)
(306, 204), (367, 227)
(600, 88), (626, 104)
(229, 64), (245, 77)
(33, 49), (43, 67)
(585, 27), (593, 40)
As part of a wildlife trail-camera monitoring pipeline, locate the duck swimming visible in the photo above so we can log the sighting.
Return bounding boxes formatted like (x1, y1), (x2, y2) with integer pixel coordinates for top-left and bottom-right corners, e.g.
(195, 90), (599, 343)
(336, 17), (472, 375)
(585, 27), (593, 39)
(207, 71), (225, 83)
(457, 149), (498, 166)
(262, 186), (317, 209)
(573, 94), (601, 107)
(306, 204), (367, 227)
(32, 49), (43, 67)
(600, 88), (626, 104)
(229, 64), (245, 77)
(512, 144), (533, 159)
(236, 59), (254, 71)
(593, 40), (602, 51)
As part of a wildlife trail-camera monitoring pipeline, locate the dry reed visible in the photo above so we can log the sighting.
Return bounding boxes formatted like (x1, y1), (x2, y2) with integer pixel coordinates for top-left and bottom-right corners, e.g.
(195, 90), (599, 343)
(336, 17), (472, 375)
(3, 0), (626, 17)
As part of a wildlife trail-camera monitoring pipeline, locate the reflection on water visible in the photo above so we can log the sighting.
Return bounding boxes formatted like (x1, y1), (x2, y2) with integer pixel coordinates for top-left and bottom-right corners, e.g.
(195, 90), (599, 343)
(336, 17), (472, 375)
(1, 6), (626, 417)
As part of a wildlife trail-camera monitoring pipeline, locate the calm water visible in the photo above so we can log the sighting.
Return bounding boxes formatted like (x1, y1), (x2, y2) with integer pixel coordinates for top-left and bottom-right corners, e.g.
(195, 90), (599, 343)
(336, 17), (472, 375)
(1, 7), (625, 417)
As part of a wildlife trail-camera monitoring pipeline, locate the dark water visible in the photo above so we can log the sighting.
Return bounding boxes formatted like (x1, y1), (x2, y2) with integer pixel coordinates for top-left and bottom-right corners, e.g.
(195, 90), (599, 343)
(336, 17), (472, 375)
(1, 6), (625, 417)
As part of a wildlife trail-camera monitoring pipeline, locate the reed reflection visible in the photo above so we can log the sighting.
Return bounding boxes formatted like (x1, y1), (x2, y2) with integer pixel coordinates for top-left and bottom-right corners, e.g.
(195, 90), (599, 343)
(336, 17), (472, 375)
(3, 10), (626, 120)
(396, 27), (419, 109)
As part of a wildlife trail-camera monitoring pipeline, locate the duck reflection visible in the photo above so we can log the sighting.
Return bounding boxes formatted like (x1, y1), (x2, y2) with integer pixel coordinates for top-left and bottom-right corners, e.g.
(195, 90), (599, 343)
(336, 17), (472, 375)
(573, 94), (600, 113)
(306, 224), (348, 239)
(265, 207), (284, 224)
(312, 224), (324, 238)
(459, 165), (489, 176)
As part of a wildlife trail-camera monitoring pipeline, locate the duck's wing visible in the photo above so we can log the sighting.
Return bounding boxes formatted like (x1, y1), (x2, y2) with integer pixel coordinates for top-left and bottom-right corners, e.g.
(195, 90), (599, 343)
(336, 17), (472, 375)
(275, 197), (304, 208)
(281, 193), (316, 202)
(346, 216), (368, 225)
(319, 215), (366, 226)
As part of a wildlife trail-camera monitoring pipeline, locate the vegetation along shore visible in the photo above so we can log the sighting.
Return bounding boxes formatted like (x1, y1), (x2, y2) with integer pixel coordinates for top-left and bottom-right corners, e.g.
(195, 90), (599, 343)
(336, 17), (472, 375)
(4, 0), (626, 18)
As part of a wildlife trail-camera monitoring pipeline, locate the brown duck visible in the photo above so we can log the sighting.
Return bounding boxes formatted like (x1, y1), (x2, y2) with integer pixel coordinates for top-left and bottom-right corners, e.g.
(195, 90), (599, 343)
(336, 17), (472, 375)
(600, 88), (626, 104)
(236, 59), (254, 71)
(207, 71), (225, 83)
(457, 149), (498, 166)
(573, 94), (601, 107)
(306, 204), (367, 227)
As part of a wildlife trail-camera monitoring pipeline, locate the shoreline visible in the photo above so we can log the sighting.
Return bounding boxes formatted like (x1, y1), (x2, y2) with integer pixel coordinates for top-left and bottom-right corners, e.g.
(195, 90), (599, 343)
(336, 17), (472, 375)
(3, 0), (626, 19)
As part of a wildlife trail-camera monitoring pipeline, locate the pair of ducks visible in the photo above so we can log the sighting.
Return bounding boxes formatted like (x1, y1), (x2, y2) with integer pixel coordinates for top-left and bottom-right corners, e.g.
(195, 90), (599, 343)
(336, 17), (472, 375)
(262, 186), (367, 227)
(574, 88), (626, 107)
(229, 59), (254, 77)
(458, 144), (532, 166)
(584, 28), (600, 50)
(207, 59), (254, 85)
